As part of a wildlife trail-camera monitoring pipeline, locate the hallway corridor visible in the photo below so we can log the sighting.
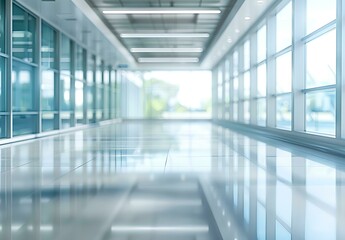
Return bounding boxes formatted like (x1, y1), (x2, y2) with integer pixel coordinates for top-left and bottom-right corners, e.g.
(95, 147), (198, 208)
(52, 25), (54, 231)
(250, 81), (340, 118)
(0, 121), (344, 240)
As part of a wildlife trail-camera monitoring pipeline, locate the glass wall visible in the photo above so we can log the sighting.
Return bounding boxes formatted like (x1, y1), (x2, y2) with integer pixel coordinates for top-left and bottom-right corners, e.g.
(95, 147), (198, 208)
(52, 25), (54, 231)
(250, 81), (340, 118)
(119, 71), (212, 119)
(12, 4), (38, 136)
(213, 0), (342, 140)
(0, 0), (6, 138)
(0, 2), (118, 140)
(75, 45), (85, 125)
(41, 22), (58, 131)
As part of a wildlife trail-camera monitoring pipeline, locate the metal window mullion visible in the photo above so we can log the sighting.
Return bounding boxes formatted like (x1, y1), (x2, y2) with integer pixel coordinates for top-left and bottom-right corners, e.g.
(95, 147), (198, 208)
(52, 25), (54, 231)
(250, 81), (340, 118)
(101, 60), (105, 120)
(301, 20), (337, 44)
(302, 84), (336, 93)
(82, 49), (87, 124)
(37, 17), (42, 133)
(70, 41), (76, 127)
(238, 46), (244, 122)
(92, 55), (96, 122)
(267, 13), (277, 128)
(337, 0), (344, 139)
(107, 66), (111, 120)
(229, 54), (234, 121)
(221, 62), (226, 120)
(56, 32), (61, 129)
(6, 0), (13, 139)
(292, 0), (306, 132)
(212, 68), (217, 120)
(250, 33), (258, 125)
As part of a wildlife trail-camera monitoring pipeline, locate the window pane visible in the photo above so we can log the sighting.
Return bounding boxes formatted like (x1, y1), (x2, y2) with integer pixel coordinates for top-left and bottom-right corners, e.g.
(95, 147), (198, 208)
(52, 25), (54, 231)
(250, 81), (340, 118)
(0, 116), (5, 138)
(12, 4), (36, 63)
(41, 70), (55, 111)
(276, 94), (292, 130)
(257, 98), (266, 126)
(96, 60), (103, 84)
(60, 34), (71, 75)
(42, 113), (57, 132)
(75, 80), (84, 112)
(276, 52), (292, 93)
(306, 89), (335, 136)
(306, 30), (336, 88)
(0, 0), (5, 53)
(257, 63), (266, 97)
(61, 112), (71, 129)
(61, 75), (71, 111)
(41, 23), (57, 69)
(306, 0), (336, 34)
(75, 45), (84, 80)
(0, 57), (6, 112)
(13, 114), (37, 136)
(87, 54), (94, 84)
(225, 81), (230, 104)
(257, 203), (266, 240)
(218, 67), (223, 102)
(233, 51), (239, 76)
(12, 60), (35, 112)
(244, 40), (250, 70)
(76, 80), (84, 124)
(244, 100), (250, 123)
(87, 84), (94, 110)
(257, 25), (266, 62)
(233, 102), (238, 121)
(233, 77), (238, 101)
(276, 2), (292, 52)
(244, 72), (250, 99)
(276, 221), (291, 240)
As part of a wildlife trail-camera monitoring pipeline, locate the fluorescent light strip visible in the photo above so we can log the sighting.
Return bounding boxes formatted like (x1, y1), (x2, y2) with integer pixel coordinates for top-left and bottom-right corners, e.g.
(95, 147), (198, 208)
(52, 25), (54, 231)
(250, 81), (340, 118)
(138, 58), (199, 63)
(111, 226), (209, 232)
(129, 199), (202, 207)
(120, 33), (209, 38)
(103, 9), (221, 14)
(130, 48), (203, 53)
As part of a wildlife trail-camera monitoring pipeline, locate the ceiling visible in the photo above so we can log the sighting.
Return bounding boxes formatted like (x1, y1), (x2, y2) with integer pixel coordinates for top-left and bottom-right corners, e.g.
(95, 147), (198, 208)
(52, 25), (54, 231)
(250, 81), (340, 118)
(85, 0), (241, 67)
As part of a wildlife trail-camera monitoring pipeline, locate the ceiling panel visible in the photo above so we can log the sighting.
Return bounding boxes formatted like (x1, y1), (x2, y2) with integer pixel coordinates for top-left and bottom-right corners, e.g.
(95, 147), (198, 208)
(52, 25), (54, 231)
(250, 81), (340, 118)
(86, 0), (240, 66)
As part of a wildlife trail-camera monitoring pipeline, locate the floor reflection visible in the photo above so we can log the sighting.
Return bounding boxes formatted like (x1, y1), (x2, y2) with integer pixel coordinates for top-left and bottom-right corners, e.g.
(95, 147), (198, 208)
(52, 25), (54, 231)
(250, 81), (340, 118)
(0, 121), (345, 239)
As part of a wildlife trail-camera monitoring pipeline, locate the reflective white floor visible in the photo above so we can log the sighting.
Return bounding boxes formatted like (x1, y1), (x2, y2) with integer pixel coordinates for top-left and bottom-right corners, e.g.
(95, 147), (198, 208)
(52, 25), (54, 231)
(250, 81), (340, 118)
(1, 121), (345, 240)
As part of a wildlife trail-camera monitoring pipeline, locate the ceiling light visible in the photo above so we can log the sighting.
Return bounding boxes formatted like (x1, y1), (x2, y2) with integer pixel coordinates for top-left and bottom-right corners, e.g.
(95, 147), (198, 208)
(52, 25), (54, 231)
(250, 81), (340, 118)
(111, 226), (209, 233)
(120, 33), (210, 38)
(138, 58), (199, 63)
(244, 16), (251, 20)
(103, 8), (221, 15)
(257, 0), (264, 4)
(130, 48), (203, 53)
(227, 38), (232, 43)
(235, 29), (240, 33)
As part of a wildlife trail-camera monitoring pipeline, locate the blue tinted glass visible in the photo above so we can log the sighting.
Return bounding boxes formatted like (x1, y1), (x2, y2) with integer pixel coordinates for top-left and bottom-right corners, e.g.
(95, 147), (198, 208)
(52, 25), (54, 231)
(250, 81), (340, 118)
(0, 0), (5, 53)
(75, 45), (84, 80)
(61, 74), (71, 111)
(13, 114), (37, 136)
(12, 60), (35, 112)
(0, 57), (5, 112)
(60, 34), (71, 75)
(41, 23), (57, 69)
(41, 69), (56, 111)
(306, 89), (335, 136)
(0, 115), (5, 138)
(12, 4), (36, 63)
(276, 221), (291, 240)
(42, 113), (57, 132)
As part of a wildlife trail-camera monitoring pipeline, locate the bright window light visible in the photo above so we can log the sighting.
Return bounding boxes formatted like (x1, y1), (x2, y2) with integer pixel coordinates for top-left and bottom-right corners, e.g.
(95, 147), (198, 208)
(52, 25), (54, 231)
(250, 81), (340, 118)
(120, 33), (210, 38)
(130, 48), (203, 53)
(103, 8), (221, 14)
(138, 58), (199, 63)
